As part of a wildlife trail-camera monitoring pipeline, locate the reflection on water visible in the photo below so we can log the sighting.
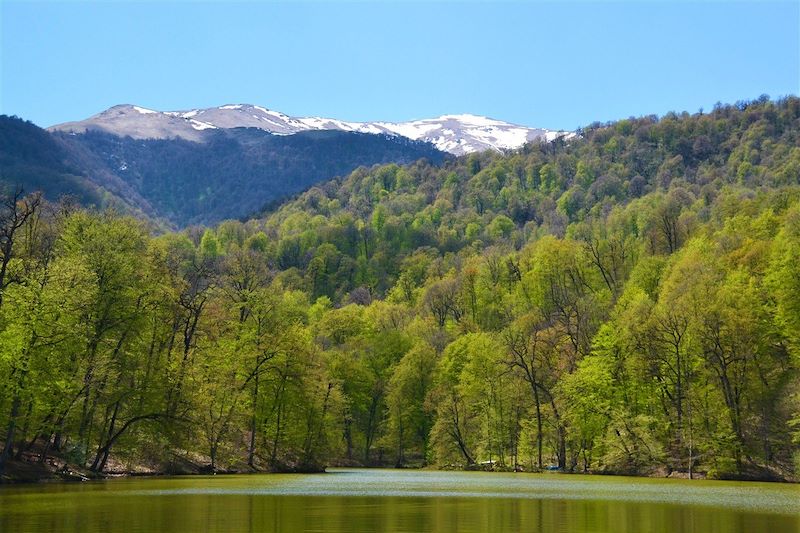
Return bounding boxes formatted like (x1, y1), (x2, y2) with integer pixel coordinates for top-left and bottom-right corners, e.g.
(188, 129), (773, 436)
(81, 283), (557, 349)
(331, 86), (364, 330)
(1, 468), (798, 533)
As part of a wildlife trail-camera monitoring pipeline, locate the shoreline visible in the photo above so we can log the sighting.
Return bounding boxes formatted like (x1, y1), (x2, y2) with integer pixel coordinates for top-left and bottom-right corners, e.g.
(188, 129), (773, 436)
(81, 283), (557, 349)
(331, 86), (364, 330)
(1, 457), (793, 485)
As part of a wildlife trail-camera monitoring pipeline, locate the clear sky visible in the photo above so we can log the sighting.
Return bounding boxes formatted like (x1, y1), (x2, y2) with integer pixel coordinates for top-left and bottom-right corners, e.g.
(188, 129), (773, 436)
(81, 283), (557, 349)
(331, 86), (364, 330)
(1, 1), (798, 130)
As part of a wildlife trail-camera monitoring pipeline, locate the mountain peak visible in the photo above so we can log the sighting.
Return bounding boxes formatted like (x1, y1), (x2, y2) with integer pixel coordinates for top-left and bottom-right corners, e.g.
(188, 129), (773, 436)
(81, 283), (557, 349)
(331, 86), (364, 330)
(50, 104), (574, 155)
(100, 104), (157, 115)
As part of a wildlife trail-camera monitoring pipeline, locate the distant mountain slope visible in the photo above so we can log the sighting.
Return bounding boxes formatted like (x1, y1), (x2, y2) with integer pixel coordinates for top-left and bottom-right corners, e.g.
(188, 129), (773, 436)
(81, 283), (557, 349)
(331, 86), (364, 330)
(0, 115), (104, 204)
(50, 104), (573, 155)
(56, 127), (447, 226)
(1, 115), (448, 227)
(0, 115), (154, 217)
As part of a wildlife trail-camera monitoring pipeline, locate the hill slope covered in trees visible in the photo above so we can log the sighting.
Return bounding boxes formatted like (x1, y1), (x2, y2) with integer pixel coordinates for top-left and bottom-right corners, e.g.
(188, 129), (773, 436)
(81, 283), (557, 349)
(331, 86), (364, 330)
(0, 116), (448, 227)
(2, 96), (800, 482)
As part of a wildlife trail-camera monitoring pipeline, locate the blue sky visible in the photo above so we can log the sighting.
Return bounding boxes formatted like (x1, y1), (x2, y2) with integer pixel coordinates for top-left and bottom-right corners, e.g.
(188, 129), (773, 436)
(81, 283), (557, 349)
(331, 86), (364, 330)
(1, 1), (798, 130)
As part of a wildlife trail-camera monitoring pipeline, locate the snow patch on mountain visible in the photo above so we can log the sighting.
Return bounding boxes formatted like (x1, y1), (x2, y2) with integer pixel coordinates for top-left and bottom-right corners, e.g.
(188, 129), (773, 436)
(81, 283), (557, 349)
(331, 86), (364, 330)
(49, 104), (575, 155)
(190, 120), (216, 131)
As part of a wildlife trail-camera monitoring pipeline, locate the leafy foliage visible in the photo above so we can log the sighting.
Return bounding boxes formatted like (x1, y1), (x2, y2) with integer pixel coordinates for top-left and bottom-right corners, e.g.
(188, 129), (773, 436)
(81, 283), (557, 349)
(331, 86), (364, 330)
(1, 97), (800, 480)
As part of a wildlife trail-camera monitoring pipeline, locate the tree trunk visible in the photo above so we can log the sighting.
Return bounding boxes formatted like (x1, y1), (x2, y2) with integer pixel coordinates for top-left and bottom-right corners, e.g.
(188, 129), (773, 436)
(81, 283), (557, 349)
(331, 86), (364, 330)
(13, 400), (34, 460)
(532, 382), (543, 469)
(0, 395), (22, 473)
(544, 392), (566, 470)
(91, 400), (120, 472)
(247, 371), (259, 469)
(269, 376), (287, 467)
(364, 395), (380, 464)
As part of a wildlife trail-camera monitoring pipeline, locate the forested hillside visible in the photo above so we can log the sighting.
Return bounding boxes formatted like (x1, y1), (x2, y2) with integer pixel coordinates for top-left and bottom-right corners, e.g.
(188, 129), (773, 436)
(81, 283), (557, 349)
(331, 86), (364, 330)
(56, 128), (447, 226)
(2, 97), (800, 481)
(0, 116), (447, 228)
(0, 116), (148, 217)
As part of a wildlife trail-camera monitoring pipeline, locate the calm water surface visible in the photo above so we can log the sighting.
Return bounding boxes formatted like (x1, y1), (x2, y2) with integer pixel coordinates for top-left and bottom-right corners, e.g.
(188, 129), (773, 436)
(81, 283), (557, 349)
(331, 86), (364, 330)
(1, 468), (798, 532)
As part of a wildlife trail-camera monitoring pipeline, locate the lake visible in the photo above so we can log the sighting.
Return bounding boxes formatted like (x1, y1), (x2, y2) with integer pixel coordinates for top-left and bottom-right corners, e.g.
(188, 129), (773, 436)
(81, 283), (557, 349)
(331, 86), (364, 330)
(1, 468), (798, 532)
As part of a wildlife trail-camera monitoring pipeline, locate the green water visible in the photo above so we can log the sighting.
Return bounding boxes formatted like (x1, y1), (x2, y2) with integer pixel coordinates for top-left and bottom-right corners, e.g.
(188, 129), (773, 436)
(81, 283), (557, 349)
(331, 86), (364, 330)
(1, 468), (798, 533)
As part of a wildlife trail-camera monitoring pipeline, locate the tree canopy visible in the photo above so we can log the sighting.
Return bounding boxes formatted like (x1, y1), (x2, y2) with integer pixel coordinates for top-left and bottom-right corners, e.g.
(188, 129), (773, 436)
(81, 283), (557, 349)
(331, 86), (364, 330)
(1, 96), (799, 480)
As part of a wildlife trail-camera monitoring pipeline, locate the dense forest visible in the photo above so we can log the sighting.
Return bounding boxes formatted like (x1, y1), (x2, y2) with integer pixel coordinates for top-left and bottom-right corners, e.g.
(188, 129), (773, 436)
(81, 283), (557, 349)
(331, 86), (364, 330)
(0, 115), (448, 228)
(0, 116), (124, 211)
(1, 96), (799, 481)
(57, 128), (448, 226)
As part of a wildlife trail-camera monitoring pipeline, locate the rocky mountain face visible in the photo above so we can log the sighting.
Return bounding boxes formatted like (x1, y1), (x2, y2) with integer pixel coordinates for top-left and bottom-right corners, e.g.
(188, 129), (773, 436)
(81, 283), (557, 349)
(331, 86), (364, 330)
(50, 104), (573, 155)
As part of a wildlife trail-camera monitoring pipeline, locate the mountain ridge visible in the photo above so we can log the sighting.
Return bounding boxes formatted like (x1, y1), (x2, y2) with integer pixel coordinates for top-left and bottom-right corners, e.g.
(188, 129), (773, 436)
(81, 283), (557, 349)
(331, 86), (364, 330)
(2, 115), (448, 227)
(49, 104), (574, 156)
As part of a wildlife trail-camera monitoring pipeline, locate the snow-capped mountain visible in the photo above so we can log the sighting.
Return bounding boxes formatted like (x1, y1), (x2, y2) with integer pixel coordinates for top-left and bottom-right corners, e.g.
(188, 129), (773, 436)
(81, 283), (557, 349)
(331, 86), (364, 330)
(49, 104), (573, 156)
